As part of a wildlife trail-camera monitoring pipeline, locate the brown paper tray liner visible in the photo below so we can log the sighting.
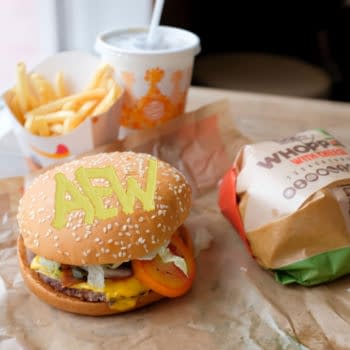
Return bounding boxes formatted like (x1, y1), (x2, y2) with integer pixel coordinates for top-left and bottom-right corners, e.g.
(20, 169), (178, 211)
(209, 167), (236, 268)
(1, 100), (347, 349)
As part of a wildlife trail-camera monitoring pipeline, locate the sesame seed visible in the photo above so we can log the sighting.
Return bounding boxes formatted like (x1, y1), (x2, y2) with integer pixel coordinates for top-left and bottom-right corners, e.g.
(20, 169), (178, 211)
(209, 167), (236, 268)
(94, 237), (101, 242)
(103, 227), (108, 234)
(107, 223), (112, 230)
(64, 252), (70, 256)
(105, 248), (110, 253)
(138, 217), (144, 222)
(138, 237), (145, 244)
(107, 239), (113, 244)
(75, 237), (81, 242)
(95, 252), (101, 257)
(53, 236), (59, 241)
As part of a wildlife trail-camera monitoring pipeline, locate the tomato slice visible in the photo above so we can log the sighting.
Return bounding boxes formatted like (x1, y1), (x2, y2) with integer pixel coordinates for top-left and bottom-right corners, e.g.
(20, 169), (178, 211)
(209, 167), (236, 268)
(60, 269), (83, 287)
(132, 234), (196, 298)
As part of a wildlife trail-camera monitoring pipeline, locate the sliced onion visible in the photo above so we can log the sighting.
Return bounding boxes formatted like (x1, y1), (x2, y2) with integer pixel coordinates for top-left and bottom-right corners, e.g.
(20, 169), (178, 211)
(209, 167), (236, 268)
(72, 267), (87, 280)
(87, 265), (105, 289)
(39, 257), (61, 277)
(103, 266), (132, 279)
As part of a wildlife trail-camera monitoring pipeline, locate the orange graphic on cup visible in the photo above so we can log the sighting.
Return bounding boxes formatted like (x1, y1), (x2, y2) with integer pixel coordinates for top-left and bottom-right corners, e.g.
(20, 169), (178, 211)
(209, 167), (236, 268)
(120, 67), (190, 129)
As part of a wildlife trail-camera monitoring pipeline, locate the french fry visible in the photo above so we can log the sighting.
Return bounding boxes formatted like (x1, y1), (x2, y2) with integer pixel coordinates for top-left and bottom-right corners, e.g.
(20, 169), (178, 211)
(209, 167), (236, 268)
(91, 84), (119, 116)
(49, 123), (64, 135)
(16, 63), (30, 113)
(29, 88), (106, 116)
(24, 114), (50, 136)
(35, 119), (50, 136)
(97, 68), (114, 89)
(63, 100), (98, 133)
(87, 63), (113, 90)
(8, 61), (121, 137)
(56, 72), (67, 98)
(38, 76), (56, 102)
(30, 74), (52, 105)
(62, 100), (79, 111)
(10, 95), (24, 124)
(35, 110), (76, 124)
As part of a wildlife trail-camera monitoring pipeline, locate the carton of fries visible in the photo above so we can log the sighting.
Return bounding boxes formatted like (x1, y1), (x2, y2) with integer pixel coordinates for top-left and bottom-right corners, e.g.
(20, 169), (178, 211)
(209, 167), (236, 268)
(2, 51), (124, 169)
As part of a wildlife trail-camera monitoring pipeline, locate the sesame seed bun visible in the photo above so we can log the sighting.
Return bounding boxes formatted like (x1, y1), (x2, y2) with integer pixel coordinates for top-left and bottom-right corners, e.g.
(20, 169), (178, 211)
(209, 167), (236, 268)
(17, 152), (192, 266)
(17, 235), (164, 316)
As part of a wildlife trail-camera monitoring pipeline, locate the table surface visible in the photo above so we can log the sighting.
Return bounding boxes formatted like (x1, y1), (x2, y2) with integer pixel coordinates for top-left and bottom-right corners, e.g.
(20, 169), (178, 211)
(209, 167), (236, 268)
(1, 86), (350, 178)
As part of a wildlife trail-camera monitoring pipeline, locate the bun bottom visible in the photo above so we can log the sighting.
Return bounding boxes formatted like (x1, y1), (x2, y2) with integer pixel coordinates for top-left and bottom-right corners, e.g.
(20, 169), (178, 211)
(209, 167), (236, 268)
(17, 236), (164, 316)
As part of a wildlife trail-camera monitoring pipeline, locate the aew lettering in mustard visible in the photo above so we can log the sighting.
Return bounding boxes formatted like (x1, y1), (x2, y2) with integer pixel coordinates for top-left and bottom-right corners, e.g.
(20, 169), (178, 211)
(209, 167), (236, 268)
(52, 159), (157, 229)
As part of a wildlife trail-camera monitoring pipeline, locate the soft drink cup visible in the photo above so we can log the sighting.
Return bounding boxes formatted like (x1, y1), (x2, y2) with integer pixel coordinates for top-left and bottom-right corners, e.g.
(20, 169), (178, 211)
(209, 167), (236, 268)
(95, 26), (200, 131)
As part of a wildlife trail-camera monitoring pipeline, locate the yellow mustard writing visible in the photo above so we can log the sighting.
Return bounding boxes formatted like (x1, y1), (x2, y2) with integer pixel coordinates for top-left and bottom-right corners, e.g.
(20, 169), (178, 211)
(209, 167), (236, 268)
(52, 158), (157, 229)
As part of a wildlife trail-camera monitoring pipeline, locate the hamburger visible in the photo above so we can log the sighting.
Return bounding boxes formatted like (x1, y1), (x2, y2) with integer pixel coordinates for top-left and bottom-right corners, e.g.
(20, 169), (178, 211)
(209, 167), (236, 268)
(17, 151), (194, 315)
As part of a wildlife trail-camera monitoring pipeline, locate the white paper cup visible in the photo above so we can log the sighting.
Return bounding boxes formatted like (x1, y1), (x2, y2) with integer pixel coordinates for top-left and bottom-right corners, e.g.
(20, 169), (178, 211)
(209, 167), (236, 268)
(95, 26), (200, 131)
(3, 51), (124, 170)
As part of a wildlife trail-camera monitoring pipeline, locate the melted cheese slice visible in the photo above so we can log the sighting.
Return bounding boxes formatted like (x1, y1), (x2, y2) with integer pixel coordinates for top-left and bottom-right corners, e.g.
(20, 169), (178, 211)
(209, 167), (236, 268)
(72, 279), (149, 311)
(30, 256), (149, 311)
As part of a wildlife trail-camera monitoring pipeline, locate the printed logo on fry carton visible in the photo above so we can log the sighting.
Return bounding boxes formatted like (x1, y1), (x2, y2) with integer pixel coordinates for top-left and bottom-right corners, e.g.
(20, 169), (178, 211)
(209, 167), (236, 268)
(52, 159), (157, 229)
(31, 144), (70, 159)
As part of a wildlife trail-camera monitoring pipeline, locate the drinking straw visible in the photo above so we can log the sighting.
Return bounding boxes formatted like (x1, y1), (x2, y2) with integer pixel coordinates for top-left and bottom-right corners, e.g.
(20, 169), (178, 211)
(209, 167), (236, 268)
(146, 0), (165, 48)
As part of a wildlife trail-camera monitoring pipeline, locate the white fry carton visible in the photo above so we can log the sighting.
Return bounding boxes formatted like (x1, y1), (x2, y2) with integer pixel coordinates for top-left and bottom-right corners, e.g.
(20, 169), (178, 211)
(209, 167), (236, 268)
(3, 51), (124, 169)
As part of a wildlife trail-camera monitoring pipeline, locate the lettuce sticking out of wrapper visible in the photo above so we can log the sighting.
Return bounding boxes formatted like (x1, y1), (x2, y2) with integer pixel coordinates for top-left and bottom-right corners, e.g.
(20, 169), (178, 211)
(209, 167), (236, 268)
(218, 129), (350, 287)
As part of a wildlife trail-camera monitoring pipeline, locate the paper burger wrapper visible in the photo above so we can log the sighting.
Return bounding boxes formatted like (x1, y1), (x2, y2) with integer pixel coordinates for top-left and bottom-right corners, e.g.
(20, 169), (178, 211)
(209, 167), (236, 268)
(3, 51), (124, 169)
(219, 129), (350, 286)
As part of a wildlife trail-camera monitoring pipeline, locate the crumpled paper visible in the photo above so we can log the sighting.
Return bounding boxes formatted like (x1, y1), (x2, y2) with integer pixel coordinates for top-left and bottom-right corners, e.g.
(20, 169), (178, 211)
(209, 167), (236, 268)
(1, 99), (344, 350)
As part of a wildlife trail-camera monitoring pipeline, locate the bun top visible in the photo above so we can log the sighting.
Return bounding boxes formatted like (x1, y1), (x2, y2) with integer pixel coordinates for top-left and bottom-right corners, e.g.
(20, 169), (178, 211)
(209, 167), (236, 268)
(17, 152), (192, 265)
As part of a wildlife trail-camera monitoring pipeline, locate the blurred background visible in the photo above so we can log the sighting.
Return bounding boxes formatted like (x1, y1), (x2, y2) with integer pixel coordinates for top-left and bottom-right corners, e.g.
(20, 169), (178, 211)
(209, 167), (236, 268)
(1, 0), (350, 101)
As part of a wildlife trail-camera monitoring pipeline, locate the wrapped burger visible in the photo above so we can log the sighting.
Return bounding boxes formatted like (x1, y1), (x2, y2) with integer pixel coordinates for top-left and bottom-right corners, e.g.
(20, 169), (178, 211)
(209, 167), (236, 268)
(219, 129), (350, 286)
